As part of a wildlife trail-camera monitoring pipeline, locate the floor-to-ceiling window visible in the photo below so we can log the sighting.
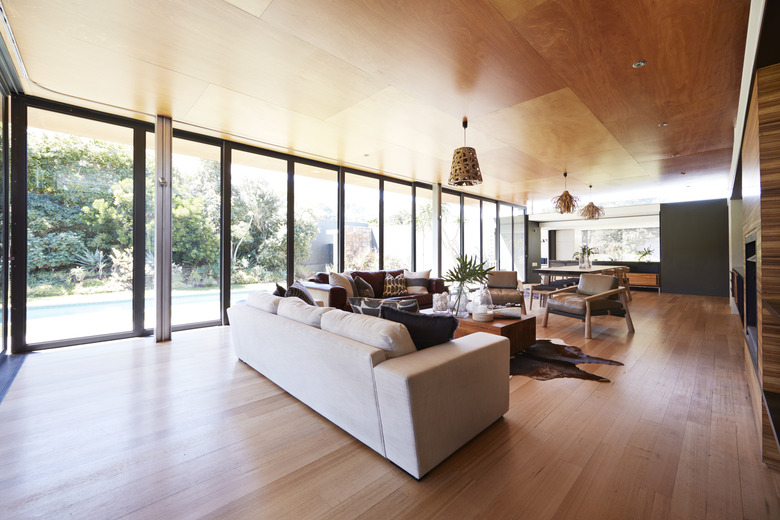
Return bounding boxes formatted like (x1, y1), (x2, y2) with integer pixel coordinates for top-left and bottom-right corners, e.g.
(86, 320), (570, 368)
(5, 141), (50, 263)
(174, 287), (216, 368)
(294, 163), (338, 279)
(170, 137), (221, 327)
(25, 109), (138, 344)
(230, 150), (288, 304)
(498, 204), (513, 270)
(513, 208), (526, 279)
(482, 201), (498, 268)
(463, 196), (481, 261)
(415, 186), (434, 272)
(383, 181), (413, 270)
(344, 172), (379, 271)
(441, 191), (462, 274)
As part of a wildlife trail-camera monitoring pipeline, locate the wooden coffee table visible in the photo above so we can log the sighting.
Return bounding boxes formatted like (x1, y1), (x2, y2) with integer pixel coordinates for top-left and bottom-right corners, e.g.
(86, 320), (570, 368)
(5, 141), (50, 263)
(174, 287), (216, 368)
(453, 314), (536, 355)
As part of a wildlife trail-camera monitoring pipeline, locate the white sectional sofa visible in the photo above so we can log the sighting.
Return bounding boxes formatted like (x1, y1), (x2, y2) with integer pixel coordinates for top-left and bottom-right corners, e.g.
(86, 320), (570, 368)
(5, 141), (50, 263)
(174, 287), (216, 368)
(227, 292), (510, 479)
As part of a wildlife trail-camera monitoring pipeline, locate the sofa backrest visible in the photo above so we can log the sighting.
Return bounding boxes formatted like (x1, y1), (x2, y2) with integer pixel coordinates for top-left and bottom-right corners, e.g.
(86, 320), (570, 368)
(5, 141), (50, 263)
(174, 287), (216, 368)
(277, 297), (333, 327)
(321, 309), (416, 358)
(247, 292), (283, 313)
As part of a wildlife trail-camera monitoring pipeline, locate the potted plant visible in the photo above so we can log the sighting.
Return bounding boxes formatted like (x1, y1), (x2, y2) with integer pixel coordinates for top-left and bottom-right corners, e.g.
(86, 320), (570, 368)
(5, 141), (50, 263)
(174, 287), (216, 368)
(442, 254), (493, 317)
(573, 245), (598, 269)
(637, 247), (654, 262)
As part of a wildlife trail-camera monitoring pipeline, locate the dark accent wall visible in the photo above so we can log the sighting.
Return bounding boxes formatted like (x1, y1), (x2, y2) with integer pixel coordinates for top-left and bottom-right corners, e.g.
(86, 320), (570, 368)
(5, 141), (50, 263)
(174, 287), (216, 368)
(660, 199), (729, 296)
(526, 221), (541, 283)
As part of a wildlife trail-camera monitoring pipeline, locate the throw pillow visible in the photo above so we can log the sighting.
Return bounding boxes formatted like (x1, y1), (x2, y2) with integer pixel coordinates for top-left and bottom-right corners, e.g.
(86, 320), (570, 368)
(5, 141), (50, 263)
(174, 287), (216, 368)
(349, 297), (419, 317)
(384, 273), (408, 297)
(403, 269), (431, 294)
(329, 272), (357, 298)
(379, 306), (459, 350)
(354, 275), (375, 298)
(285, 281), (316, 306)
(272, 283), (286, 297)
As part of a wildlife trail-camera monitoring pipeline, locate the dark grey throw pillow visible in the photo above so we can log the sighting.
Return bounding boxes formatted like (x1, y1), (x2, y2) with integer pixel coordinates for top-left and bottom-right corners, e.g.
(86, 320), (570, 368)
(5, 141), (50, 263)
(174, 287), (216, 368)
(349, 297), (419, 316)
(285, 281), (316, 306)
(354, 275), (375, 298)
(272, 283), (286, 297)
(379, 306), (459, 350)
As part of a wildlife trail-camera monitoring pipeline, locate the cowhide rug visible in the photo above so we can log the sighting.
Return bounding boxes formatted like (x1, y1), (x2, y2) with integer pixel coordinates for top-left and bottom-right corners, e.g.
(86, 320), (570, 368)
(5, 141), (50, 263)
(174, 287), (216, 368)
(510, 339), (623, 383)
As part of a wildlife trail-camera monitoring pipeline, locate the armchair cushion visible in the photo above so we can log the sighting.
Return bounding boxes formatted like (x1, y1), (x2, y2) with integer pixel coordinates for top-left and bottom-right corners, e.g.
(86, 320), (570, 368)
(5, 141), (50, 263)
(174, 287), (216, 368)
(577, 274), (618, 296)
(547, 294), (624, 315)
(487, 270), (518, 289)
(488, 287), (524, 307)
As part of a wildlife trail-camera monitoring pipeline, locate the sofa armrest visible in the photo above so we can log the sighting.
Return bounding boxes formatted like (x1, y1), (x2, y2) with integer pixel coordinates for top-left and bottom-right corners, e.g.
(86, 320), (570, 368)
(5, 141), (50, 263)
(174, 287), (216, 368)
(373, 332), (509, 478)
(428, 277), (446, 294)
(300, 281), (348, 310)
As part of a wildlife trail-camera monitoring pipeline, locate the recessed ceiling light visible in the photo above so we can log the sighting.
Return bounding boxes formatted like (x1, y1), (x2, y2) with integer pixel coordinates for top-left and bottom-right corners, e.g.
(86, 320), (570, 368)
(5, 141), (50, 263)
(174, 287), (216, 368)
(632, 60), (647, 68)
(671, 153), (680, 157)
(658, 122), (669, 127)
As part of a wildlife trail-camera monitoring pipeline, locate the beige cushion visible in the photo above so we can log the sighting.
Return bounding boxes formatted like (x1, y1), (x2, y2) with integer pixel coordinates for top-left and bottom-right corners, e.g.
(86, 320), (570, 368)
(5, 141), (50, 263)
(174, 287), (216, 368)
(246, 292), (282, 313)
(321, 309), (416, 358)
(277, 297), (334, 327)
(488, 287), (523, 307)
(329, 272), (356, 298)
(487, 270), (518, 289)
(404, 269), (431, 294)
(577, 274), (618, 296)
(548, 293), (623, 315)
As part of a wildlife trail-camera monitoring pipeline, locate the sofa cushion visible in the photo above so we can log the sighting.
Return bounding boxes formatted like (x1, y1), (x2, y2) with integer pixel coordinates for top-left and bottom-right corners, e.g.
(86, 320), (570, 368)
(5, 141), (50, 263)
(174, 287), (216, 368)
(349, 271), (387, 298)
(354, 275), (375, 298)
(329, 272), (357, 298)
(321, 309), (416, 358)
(348, 297), (419, 316)
(284, 281), (316, 305)
(404, 269), (431, 294)
(273, 283), (286, 296)
(379, 306), (459, 350)
(384, 273), (408, 297)
(246, 292), (283, 314)
(277, 297), (333, 327)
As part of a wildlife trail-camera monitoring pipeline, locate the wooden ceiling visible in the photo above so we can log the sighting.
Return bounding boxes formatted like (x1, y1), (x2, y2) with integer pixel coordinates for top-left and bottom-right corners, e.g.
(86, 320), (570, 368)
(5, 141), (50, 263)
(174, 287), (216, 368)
(1, 0), (750, 211)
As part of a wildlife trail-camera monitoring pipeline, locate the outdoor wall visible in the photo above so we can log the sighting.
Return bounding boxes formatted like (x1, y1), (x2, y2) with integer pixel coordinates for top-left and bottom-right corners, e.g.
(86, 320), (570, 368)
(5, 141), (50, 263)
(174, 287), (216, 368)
(660, 199), (729, 296)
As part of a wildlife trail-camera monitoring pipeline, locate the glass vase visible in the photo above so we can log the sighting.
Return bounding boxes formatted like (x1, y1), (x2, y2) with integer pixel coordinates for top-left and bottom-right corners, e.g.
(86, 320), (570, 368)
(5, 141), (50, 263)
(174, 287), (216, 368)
(471, 284), (494, 322)
(450, 283), (470, 318)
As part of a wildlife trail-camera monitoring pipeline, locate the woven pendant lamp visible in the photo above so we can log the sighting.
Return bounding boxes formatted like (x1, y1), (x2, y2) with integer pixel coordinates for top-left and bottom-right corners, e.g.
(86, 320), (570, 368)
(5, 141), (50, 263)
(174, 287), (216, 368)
(448, 117), (482, 186)
(552, 172), (578, 214)
(579, 184), (605, 219)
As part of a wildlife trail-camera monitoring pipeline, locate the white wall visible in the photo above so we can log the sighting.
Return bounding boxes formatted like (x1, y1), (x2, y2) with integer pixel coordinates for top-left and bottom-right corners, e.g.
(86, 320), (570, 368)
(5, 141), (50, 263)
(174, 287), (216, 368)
(556, 229), (576, 261)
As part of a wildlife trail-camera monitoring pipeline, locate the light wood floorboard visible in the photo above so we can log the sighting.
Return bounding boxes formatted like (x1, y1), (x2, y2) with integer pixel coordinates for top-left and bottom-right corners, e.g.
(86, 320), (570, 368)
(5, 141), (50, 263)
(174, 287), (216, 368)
(0, 292), (778, 519)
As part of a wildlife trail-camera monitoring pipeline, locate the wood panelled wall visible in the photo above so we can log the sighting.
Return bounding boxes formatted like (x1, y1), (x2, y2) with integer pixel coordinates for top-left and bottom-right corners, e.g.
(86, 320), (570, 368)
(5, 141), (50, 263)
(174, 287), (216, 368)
(742, 62), (780, 469)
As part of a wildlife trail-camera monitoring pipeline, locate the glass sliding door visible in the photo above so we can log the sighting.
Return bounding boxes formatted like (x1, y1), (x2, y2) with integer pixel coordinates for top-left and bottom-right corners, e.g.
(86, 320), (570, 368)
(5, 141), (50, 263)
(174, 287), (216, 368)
(230, 150), (288, 304)
(441, 192), (461, 275)
(294, 163), (338, 279)
(499, 204), (513, 270)
(513, 208), (525, 279)
(26, 109), (136, 343)
(171, 137), (221, 327)
(463, 197), (481, 261)
(482, 201), (497, 268)
(415, 186), (434, 274)
(383, 182), (413, 270)
(344, 173), (379, 271)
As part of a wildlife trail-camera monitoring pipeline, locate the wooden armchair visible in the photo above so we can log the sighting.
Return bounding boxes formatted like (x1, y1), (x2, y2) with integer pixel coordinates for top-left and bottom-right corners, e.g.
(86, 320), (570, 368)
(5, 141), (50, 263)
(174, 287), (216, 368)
(486, 270), (527, 314)
(540, 274), (634, 339)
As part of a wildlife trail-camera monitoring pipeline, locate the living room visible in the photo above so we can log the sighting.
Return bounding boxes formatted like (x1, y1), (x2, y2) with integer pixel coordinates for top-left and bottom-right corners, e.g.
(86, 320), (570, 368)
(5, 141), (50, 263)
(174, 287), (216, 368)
(1, 0), (780, 518)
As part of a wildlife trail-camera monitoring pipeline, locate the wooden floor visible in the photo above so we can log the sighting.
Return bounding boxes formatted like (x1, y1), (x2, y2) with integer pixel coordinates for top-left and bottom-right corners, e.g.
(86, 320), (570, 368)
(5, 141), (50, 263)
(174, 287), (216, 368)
(1, 292), (779, 519)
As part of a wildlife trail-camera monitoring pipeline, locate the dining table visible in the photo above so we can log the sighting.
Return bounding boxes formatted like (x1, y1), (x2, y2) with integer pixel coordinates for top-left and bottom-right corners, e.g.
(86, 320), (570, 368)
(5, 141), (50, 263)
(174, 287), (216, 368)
(532, 264), (628, 284)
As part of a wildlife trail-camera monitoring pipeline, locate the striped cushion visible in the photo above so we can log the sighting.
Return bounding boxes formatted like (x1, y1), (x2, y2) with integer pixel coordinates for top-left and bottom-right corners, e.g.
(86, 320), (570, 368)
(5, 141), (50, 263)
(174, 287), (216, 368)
(384, 273), (408, 297)
(348, 297), (419, 316)
(403, 269), (430, 294)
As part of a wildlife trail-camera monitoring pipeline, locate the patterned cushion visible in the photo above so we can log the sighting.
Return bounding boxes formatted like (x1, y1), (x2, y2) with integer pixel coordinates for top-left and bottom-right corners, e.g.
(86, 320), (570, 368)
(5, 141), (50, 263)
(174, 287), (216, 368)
(354, 275), (375, 298)
(348, 297), (419, 316)
(329, 272), (357, 298)
(384, 273), (408, 297)
(403, 269), (430, 294)
(284, 281), (316, 306)
(379, 306), (459, 350)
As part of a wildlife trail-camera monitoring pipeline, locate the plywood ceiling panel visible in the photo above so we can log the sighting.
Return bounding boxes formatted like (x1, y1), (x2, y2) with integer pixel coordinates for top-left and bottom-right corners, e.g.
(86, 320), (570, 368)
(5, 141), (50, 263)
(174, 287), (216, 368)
(1, 0), (751, 210)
